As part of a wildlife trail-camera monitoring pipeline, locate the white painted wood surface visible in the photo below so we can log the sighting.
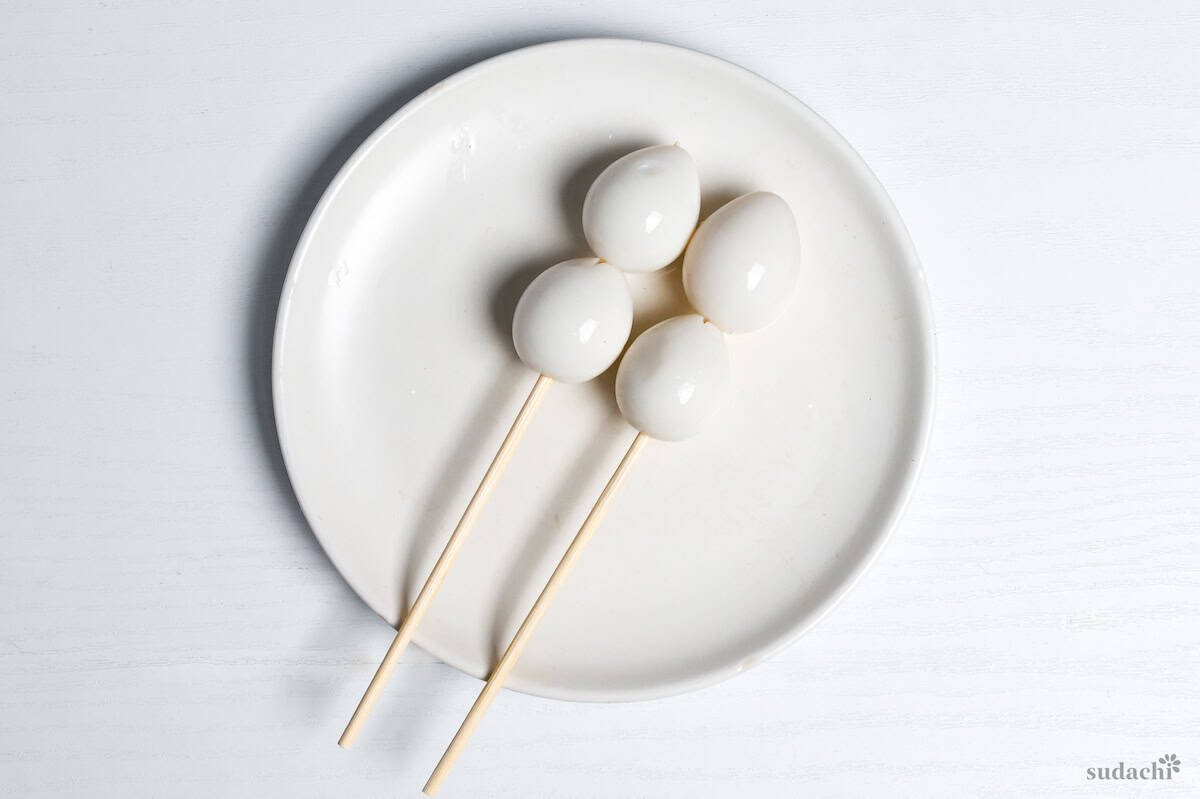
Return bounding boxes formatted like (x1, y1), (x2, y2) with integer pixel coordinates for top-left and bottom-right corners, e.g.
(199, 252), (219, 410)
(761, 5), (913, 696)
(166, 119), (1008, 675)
(2, 2), (1197, 797)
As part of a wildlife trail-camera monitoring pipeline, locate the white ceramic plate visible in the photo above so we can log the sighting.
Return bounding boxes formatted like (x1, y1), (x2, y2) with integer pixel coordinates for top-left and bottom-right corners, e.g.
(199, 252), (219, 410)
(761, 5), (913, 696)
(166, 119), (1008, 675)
(274, 39), (934, 701)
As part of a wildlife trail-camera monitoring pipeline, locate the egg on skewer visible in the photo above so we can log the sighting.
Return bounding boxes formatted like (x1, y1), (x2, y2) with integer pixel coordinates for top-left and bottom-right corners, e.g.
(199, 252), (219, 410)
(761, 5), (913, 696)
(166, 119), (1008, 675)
(422, 314), (729, 795)
(339, 146), (701, 747)
(425, 190), (802, 795)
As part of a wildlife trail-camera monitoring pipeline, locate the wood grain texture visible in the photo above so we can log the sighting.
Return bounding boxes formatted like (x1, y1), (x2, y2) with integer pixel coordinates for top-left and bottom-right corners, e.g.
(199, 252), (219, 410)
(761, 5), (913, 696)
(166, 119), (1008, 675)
(1, 2), (1197, 797)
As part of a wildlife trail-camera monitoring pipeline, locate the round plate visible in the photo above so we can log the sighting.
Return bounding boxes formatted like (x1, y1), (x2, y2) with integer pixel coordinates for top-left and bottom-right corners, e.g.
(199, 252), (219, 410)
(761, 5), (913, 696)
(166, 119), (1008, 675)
(274, 39), (934, 701)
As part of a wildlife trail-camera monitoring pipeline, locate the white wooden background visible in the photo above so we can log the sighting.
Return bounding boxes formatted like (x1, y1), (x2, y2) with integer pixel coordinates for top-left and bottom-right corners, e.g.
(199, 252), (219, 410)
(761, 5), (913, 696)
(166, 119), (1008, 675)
(2, 2), (1197, 797)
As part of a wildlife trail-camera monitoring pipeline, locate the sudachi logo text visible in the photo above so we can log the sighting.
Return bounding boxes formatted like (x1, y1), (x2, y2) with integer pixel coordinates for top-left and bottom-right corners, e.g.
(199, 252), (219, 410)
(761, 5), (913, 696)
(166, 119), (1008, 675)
(1087, 754), (1181, 781)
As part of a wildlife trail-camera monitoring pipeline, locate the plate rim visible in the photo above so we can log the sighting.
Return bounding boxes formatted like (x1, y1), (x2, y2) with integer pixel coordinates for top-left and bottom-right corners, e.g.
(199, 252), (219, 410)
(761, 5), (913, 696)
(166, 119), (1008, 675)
(272, 37), (937, 702)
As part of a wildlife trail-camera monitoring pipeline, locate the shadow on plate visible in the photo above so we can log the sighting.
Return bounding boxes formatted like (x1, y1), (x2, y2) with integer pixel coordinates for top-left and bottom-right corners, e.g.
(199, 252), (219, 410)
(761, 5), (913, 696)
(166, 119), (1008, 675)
(246, 35), (620, 577)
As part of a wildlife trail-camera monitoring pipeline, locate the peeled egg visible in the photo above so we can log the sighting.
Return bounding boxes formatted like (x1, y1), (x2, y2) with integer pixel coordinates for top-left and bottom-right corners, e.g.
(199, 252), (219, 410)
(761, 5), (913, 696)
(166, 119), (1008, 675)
(582, 144), (701, 273)
(512, 258), (633, 383)
(682, 191), (801, 334)
(615, 314), (730, 441)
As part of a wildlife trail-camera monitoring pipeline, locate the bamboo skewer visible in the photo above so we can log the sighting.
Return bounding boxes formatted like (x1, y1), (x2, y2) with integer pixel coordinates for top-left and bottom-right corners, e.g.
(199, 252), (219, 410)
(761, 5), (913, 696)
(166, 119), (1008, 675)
(423, 432), (650, 796)
(338, 373), (554, 749)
